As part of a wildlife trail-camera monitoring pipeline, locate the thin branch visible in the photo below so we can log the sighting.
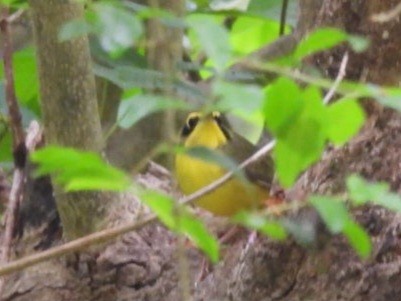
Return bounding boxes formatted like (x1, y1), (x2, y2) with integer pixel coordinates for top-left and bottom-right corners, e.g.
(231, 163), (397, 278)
(279, 0), (289, 36)
(371, 1), (401, 23)
(0, 8), (27, 298)
(323, 52), (349, 105)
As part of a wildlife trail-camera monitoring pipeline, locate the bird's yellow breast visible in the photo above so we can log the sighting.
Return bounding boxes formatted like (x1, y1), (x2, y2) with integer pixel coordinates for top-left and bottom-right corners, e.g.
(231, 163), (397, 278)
(175, 113), (268, 216)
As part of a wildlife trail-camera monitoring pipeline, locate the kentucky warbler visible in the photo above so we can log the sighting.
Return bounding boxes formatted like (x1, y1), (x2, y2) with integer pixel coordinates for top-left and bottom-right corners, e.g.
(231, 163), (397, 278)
(175, 111), (274, 216)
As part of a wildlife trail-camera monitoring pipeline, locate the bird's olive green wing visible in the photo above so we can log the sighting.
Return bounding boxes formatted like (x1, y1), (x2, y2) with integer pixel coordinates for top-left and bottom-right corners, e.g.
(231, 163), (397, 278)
(222, 132), (275, 190)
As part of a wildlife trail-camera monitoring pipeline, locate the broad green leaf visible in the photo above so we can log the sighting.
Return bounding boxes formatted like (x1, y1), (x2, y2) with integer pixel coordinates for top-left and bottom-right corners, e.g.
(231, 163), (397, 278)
(117, 94), (188, 128)
(269, 85), (326, 187)
(326, 99), (365, 145)
(343, 220), (371, 259)
(309, 196), (350, 233)
(0, 47), (39, 116)
(187, 15), (231, 71)
(230, 17), (280, 55)
(179, 212), (219, 263)
(214, 81), (263, 113)
(140, 190), (176, 228)
(274, 140), (305, 187)
(347, 175), (401, 212)
(294, 28), (347, 60)
(31, 146), (130, 191)
(141, 191), (219, 262)
(93, 64), (207, 103)
(264, 77), (302, 137)
(92, 3), (143, 56)
(234, 211), (287, 240)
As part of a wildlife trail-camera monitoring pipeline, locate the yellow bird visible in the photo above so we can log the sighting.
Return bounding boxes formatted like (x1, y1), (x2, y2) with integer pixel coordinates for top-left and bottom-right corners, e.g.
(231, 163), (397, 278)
(175, 111), (274, 216)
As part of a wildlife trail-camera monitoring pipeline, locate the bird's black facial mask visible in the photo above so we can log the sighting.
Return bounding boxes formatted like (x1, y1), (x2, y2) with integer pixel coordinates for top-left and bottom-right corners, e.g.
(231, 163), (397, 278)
(181, 113), (200, 137)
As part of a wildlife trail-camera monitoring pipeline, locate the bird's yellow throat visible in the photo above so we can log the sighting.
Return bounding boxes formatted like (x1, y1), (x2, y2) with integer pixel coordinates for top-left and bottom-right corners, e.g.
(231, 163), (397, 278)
(175, 112), (268, 216)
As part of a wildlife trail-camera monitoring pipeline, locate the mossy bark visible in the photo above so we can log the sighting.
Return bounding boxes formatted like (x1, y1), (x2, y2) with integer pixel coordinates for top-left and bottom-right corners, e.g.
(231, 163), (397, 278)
(29, 0), (115, 239)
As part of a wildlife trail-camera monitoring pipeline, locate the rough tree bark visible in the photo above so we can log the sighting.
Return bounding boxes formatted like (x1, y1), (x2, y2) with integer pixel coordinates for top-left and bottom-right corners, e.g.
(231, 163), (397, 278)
(4, 0), (401, 300)
(28, 0), (117, 239)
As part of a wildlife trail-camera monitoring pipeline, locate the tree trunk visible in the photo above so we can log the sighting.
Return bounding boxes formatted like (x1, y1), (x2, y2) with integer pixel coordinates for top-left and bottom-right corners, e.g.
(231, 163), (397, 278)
(29, 0), (115, 240)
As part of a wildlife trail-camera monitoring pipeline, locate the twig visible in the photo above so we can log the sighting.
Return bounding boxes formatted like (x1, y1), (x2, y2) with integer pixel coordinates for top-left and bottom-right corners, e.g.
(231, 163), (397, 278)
(0, 139), (277, 277)
(180, 140), (277, 205)
(279, 0), (289, 36)
(322, 52), (349, 105)
(371, 1), (401, 23)
(0, 8), (27, 299)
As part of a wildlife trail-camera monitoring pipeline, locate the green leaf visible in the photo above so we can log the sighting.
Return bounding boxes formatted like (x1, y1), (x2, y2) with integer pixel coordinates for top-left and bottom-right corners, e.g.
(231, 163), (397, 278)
(187, 15), (231, 71)
(347, 35), (370, 53)
(326, 99), (365, 145)
(179, 212), (220, 263)
(0, 47), (40, 116)
(309, 196), (350, 233)
(230, 17), (280, 55)
(0, 125), (12, 164)
(294, 28), (347, 60)
(117, 94), (188, 128)
(214, 81), (263, 113)
(347, 175), (401, 212)
(92, 3), (144, 56)
(234, 211), (287, 240)
(140, 190), (176, 228)
(268, 85), (327, 187)
(346, 174), (389, 205)
(31, 146), (130, 192)
(141, 191), (219, 262)
(264, 77), (303, 137)
(343, 220), (371, 259)
(93, 64), (207, 103)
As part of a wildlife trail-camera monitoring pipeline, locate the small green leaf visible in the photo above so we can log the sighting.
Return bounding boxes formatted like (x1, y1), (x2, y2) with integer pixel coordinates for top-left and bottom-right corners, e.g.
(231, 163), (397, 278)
(309, 196), (350, 233)
(140, 191), (176, 229)
(264, 77), (303, 137)
(347, 174), (389, 205)
(234, 211), (287, 240)
(347, 35), (370, 53)
(343, 220), (371, 259)
(187, 15), (231, 71)
(179, 212), (220, 263)
(326, 99), (365, 145)
(270, 85), (326, 187)
(347, 175), (401, 212)
(214, 81), (263, 113)
(117, 94), (188, 128)
(31, 146), (130, 192)
(92, 3), (144, 56)
(141, 191), (219, 262)
(230, 17), (280, 55)
(294, 28), (347, 60)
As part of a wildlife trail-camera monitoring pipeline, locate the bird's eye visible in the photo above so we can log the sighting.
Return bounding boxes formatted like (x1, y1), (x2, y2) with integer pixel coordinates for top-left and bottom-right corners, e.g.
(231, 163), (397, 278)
(181, 115), (199, 137)
(187, 116), (199, 129)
